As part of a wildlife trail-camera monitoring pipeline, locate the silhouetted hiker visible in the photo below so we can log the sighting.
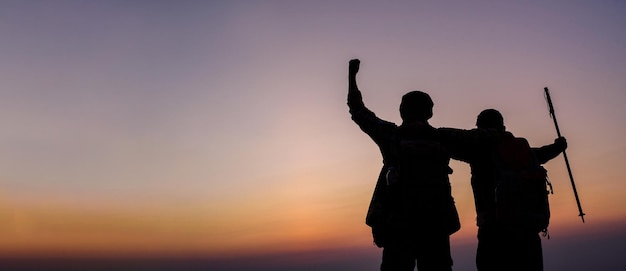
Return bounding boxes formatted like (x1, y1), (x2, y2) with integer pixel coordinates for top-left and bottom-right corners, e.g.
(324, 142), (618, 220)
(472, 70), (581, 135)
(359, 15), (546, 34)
(447, 109), (567, 271)
(348, 59), (460, 271)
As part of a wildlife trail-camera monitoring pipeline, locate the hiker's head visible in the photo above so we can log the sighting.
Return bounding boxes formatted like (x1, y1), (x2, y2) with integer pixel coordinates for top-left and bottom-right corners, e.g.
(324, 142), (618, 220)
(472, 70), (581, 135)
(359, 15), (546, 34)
(400, 91), (433, 122)
(476, 109), (505, 131)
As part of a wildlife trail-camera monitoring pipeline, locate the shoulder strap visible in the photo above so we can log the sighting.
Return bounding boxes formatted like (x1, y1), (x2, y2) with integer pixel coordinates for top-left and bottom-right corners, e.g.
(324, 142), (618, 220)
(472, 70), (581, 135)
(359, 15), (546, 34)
(388, 129), (400, 166)
(384, 129), (400, 186)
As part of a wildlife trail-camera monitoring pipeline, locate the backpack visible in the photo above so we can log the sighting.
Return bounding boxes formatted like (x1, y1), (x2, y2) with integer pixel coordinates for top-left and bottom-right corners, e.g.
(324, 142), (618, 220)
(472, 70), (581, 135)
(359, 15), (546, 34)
(494, 137), (552, 235)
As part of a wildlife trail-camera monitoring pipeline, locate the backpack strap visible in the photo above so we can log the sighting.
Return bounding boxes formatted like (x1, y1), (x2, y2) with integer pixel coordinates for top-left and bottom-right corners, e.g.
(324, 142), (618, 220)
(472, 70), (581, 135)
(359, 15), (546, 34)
(385, 129), (400, 186)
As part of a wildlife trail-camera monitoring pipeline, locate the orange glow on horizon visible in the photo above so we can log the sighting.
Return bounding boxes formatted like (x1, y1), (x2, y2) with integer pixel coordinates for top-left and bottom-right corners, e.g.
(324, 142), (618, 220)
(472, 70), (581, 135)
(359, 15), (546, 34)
(1, 171), (620, 258)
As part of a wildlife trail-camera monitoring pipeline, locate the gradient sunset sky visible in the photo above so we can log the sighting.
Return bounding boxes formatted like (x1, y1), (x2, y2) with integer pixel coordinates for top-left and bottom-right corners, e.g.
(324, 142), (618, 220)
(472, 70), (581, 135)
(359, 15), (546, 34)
(1, 1), (625, 270)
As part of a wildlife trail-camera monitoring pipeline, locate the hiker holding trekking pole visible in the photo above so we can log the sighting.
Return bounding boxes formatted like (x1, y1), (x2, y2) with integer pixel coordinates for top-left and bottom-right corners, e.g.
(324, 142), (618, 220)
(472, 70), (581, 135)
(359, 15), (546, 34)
(445, 108), (567, 271)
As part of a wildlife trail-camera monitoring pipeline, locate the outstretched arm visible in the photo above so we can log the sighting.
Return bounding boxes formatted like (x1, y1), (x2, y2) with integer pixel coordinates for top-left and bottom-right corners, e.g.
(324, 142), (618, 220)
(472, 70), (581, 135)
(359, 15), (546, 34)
(533, 137), (567, 164)
(437, 127), (512, 162)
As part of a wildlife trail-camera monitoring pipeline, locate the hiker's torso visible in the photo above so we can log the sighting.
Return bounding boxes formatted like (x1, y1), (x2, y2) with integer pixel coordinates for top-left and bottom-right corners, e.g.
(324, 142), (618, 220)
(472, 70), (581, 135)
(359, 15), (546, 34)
(386, 123), (456, 230)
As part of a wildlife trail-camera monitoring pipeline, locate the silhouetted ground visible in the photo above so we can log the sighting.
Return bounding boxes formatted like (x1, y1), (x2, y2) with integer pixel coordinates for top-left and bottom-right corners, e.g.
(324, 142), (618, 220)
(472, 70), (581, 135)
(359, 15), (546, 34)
(1, 226), (624, 271)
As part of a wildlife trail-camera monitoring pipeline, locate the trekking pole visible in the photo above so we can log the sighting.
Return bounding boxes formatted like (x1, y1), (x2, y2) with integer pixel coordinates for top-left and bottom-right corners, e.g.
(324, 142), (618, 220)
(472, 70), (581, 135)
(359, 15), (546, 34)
(544, 87), (585, 223)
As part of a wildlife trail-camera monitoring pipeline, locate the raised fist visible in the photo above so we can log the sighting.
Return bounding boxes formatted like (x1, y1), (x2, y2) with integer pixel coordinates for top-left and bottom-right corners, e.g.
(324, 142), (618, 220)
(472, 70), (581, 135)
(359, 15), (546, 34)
(349, 59), (360, 76)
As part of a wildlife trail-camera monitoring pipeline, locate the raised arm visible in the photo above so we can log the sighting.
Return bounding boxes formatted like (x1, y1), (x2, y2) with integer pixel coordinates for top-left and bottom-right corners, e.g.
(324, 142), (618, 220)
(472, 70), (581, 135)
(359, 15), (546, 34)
(347, 59), (396, 146)
(347, 59), (365, 110)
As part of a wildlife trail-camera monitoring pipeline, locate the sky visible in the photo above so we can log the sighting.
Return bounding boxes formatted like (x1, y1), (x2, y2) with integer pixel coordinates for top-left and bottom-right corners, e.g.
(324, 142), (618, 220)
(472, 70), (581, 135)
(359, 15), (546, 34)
(0, 0), (625, 270)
